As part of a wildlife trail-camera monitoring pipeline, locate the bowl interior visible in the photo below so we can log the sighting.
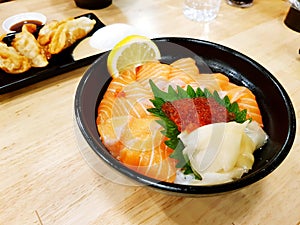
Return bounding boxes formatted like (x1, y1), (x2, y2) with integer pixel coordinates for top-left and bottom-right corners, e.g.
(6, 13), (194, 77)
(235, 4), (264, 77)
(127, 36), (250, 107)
(74, 37), (296, 196)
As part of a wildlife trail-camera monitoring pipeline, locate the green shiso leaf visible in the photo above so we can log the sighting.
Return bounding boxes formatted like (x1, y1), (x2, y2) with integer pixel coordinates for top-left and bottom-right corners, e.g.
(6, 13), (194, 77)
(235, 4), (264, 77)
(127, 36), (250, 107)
(186, 85), (196, 98)
(177, 86), (190, 99)
(147, 80), (250, 180)
(196, 87), (205, 97)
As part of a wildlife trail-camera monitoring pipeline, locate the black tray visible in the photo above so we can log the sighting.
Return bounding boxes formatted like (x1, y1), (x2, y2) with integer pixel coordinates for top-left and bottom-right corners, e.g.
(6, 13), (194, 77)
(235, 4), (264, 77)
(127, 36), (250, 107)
(0, 13), (105, 94)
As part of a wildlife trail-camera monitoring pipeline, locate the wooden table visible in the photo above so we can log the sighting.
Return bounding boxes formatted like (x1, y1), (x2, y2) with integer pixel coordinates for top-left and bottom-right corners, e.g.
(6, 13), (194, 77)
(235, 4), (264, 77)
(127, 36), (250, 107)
(1, 0), (300, 224)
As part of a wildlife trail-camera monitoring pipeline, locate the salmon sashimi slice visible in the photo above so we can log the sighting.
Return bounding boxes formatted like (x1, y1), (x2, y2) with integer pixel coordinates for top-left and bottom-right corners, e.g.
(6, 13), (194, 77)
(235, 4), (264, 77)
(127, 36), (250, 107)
(223, 85), (263, 126)
(97, 116), (128, 157)
(170, 57), (200, 78)
(98, 70), (136, 122)
(168, 68), (198, 90)
(136, 61), (171, 81)
(120, 142), (177, 182)
(194, 73), (228, 92)
(98, 115), (177, 181)
(97, 57), (264, 182)
(112, 81), (153, 118)
(97, 67), (180, 181)
(169, 58), (226, 92)
(208, 73), (230, 90)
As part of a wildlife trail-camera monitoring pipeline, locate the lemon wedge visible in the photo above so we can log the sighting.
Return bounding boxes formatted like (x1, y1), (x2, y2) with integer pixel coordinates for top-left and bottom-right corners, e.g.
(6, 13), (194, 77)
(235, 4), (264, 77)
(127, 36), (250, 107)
(107, 35), (161, 78)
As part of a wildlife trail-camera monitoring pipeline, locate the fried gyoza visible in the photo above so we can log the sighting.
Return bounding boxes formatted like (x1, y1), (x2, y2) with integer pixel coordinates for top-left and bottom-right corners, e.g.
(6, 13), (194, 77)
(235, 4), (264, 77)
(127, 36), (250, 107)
(0, 42), (31, 74)
(37, 20), (61, 46)
(0, 16), (96, 74)
(11, 24), (49, 68)
(38, 17), (96, 54)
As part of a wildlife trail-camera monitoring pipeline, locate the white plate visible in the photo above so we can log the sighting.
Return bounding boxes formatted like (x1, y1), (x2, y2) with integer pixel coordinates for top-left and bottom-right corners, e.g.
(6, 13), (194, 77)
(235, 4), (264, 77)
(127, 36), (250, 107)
(73, 23), (158, 60)
(89, 23), (156, 52)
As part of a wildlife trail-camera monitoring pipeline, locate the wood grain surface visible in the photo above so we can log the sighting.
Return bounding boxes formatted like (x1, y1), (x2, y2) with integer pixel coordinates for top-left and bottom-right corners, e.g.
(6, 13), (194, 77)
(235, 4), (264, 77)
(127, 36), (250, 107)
(1, 0), (300, 224)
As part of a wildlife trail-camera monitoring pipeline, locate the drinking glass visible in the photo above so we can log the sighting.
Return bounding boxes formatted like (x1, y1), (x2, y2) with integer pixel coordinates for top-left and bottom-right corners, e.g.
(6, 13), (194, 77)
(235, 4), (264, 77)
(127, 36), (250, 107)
(183, 0), (222, 22)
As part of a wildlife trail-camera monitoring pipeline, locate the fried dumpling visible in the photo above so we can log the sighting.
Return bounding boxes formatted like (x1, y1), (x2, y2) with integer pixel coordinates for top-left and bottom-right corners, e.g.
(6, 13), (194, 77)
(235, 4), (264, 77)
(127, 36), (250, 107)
(37, 20), (61, 46)
(38, 17), (96, 54)
(11, 24), (49, 67)
(0, 42), (31, 74)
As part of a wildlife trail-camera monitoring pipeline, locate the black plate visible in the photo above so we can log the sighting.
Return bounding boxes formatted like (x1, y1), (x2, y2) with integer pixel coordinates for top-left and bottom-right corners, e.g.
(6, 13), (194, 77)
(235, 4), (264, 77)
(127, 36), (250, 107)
(74, 37), (296, 196)
(0, 13), (105, 94)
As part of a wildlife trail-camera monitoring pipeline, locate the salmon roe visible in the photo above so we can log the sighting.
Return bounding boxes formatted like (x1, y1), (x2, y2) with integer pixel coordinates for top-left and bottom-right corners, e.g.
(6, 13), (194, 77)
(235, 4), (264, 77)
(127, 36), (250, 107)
(161, 97), (234, 132)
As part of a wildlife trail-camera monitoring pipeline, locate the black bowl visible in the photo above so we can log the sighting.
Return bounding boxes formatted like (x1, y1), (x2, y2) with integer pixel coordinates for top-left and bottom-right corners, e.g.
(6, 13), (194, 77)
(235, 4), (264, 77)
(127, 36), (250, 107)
(74, 37), (296, 197)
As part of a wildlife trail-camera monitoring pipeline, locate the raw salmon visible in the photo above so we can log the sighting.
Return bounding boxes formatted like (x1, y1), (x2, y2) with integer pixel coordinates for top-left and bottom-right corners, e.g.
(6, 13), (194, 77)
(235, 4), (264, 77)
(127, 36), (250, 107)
(96, 57), (264, 182)
(223, 83), (263, 126)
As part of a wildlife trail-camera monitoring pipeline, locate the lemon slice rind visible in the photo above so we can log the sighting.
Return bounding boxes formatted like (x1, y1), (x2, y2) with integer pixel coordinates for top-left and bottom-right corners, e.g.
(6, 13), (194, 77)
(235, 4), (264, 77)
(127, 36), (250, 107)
(107, 35), (161, 78)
